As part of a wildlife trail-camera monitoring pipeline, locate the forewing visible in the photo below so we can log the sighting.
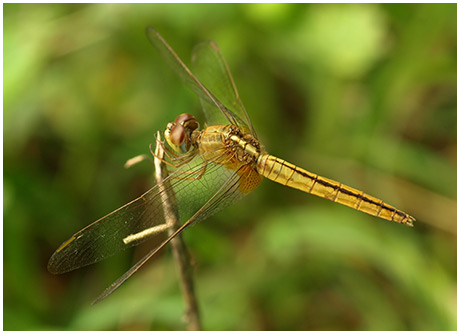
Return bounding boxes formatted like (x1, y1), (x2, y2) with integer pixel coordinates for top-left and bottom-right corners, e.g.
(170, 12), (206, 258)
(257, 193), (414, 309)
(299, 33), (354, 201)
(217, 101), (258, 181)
(48, 149), (248, 274)
(146, 27), (233, 126)
(192, 40), (256, 136)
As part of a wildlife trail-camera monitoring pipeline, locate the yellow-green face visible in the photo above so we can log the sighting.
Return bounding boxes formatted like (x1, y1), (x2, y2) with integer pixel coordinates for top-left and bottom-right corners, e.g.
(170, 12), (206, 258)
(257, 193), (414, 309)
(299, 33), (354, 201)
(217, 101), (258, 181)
(164, 121), (187, 154)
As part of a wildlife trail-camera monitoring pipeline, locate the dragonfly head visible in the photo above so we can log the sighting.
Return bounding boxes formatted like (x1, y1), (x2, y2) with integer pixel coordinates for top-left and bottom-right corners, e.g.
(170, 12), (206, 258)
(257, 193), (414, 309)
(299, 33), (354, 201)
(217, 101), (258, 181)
(165, 113), (199, 153)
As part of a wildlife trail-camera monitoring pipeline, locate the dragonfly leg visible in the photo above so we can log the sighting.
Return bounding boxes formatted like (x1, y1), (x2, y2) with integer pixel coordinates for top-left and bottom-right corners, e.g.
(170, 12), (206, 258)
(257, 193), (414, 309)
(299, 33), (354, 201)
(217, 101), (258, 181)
(170, 148), (236, 181)
(150, 138), (180, 159)
(152, 133), (201, 164)
(149, 142), (197, 169)
(169, 162), (208, 181)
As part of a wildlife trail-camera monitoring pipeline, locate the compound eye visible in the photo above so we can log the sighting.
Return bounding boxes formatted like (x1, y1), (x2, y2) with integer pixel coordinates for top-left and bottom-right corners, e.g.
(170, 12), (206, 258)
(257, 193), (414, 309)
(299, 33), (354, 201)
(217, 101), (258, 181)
(175, 113), (194, 125)
(169, 124), (185, 147)
(175, 113), (199, 131)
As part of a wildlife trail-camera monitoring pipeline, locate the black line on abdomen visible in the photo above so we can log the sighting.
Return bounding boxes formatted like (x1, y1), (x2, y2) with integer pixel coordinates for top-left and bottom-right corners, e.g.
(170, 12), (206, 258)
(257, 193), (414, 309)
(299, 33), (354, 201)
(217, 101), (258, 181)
(268, 157), (404, 219)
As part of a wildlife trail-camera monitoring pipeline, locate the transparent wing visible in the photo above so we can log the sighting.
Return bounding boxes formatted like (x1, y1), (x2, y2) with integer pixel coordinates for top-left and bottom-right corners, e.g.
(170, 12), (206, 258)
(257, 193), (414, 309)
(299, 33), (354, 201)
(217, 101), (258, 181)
(47, 148), (258, 274)
(192, 40), (256, 136)
(92, 163), (262, 303)
(145, 26), (254, 135)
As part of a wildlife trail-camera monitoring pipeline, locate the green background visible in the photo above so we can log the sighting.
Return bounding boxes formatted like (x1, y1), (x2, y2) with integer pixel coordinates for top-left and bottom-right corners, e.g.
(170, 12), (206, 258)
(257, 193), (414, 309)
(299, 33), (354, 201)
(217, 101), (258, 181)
(4, 3), (456, 330)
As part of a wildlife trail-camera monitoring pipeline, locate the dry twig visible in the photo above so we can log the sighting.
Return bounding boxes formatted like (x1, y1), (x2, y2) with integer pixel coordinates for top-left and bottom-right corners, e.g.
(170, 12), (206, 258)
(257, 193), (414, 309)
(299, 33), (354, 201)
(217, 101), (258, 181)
(153, 131), (202, 331)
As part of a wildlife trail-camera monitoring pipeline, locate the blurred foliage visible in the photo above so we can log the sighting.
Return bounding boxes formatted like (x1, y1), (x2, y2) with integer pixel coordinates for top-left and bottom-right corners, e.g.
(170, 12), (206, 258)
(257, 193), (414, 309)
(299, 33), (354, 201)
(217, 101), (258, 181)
(4, 3), (456, 331)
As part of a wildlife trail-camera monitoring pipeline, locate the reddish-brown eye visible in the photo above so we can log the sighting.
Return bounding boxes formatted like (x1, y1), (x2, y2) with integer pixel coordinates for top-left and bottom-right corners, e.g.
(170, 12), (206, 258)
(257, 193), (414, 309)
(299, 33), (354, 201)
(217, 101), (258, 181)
(174, 113), (199, 133)
(175, 113), (194, 125)
(169, 124), (185, 146)
(184, 118), (198, 132)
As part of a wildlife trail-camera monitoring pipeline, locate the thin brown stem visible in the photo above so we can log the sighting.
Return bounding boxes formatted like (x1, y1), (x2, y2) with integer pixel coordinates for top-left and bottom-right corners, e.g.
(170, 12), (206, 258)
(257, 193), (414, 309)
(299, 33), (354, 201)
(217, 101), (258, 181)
(153, 131), (202, 331)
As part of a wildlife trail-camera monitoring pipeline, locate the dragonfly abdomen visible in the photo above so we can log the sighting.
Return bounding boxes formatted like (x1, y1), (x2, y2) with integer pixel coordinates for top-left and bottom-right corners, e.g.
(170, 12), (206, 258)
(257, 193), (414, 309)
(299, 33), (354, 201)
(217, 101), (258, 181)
(257, 154), (414, 226)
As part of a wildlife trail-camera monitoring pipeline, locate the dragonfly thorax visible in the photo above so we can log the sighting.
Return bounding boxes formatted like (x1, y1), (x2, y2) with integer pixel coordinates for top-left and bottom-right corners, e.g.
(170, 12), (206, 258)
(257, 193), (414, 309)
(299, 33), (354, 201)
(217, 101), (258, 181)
(226, 125), (261, 163)
(197, 124), (262, 173)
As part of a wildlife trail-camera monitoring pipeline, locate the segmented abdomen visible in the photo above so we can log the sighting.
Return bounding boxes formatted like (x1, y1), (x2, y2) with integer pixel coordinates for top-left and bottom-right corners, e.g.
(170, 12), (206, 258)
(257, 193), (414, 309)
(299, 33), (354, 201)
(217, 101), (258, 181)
(257, 154), (415, 226)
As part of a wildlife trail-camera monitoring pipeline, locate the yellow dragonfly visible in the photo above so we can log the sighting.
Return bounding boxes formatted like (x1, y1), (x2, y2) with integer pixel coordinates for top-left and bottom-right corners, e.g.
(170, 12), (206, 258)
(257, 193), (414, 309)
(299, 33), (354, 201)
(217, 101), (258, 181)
(48, 27), (415, 303)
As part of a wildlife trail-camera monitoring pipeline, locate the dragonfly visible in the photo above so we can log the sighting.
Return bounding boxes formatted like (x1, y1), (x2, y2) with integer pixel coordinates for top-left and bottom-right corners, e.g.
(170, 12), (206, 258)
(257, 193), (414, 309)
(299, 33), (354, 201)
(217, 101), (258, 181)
(48, 26), (415, 303)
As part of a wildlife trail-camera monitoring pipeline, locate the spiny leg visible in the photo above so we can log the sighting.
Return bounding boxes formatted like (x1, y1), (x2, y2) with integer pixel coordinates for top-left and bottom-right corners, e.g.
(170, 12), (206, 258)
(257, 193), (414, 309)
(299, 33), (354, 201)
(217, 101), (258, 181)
(149, 142), (197, 169)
